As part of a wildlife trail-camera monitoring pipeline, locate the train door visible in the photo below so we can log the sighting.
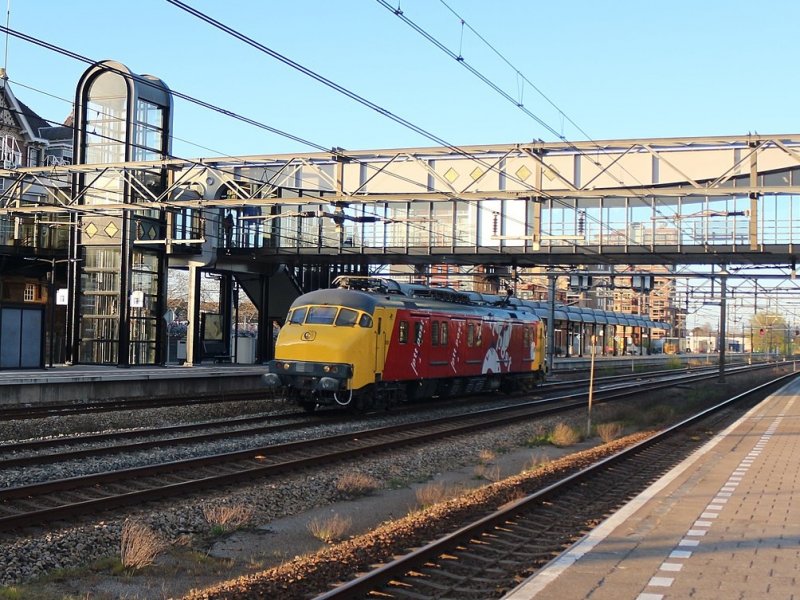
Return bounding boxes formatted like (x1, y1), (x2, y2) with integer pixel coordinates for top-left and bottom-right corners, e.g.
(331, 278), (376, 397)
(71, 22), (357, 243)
(374, 309), (388, 377)
(427, 316), (449, 379)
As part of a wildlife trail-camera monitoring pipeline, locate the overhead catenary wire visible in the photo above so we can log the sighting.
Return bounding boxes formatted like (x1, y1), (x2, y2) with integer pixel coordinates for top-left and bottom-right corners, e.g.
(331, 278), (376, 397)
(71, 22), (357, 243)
(163, 1), (652, 257)
(378, 0), (693, 253)
(6, 15), (709, 260)
(2, 26), (549, 251)
(1, 97), (487, 250)
(6, 17), (657, 259)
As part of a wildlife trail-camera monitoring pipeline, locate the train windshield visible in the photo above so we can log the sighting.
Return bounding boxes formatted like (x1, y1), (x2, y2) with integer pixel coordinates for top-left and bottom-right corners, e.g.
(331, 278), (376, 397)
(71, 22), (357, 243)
(306, 306), (338, 324)
(335, 308), (358, 326)
(289, 307), (308, 324)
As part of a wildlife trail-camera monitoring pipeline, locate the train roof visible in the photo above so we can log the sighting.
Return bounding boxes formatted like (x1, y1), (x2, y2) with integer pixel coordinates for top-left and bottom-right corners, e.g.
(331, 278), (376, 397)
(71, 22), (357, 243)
(291, 279), (538, 322)
(291, 276), (669, 330)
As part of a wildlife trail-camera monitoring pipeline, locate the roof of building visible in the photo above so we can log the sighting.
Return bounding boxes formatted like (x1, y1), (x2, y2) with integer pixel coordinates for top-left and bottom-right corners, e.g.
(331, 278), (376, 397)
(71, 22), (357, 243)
(16, 99), (50, 134)
(15, 99), (72, 144)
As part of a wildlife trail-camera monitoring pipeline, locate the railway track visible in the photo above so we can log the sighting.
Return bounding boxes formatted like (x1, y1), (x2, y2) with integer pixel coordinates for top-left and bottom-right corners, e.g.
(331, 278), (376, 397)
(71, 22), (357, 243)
(0, 362), (761, 474)
(0, 363), (779, 534)
(0, 389), (273, 421)
(313, 372), (797, 600)
(0, 410), (317, 468)
(0, 356), (766, 422)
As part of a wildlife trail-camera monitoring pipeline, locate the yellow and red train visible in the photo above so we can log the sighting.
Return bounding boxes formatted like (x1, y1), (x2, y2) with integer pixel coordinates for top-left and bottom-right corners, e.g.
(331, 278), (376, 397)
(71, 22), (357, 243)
(263, 276), (546, 411)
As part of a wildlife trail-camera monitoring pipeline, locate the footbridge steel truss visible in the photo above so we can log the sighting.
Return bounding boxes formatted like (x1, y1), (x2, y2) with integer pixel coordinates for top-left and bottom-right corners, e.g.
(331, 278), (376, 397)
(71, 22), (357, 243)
(4, 133), (800, 268)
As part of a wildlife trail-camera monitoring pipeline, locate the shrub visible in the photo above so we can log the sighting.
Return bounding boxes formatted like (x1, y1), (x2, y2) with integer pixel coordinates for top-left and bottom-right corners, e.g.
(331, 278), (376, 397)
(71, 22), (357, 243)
(596, 422), (624, 443)
(335, 472), (380, 498)
(120, 520), (166, 570)
(550, 422), (581, 447)
(307, 513), (352, 543)
(202, 503), (254, 534)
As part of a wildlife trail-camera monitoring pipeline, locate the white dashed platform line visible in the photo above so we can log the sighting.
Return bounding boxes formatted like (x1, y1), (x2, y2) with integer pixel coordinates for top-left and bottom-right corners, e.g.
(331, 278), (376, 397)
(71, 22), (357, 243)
(502, 394), (796, 600)
(636, 397), (793, 600)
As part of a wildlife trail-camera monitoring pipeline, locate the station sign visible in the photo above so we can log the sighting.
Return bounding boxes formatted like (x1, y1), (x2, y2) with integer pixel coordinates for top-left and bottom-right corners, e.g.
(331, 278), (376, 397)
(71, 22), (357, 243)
(56, 288), (69, 305)
(130, 290), (145, 308)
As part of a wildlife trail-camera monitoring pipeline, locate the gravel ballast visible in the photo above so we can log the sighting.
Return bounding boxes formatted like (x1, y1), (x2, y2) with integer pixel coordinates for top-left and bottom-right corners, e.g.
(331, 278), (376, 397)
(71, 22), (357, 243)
(0, 367), (786, 598)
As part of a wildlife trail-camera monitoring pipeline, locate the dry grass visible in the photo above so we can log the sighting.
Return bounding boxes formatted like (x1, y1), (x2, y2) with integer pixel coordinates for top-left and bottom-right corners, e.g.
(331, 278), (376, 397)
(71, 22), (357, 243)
(120, 519), (167, 570)
(335, 472), (380, 498)
(202, 503), (254, 532)
(596, 422), (624, 443)
(550, 422), (581, 447)
(307, 513), (352, 543)
(524, 451), (551, 472)
(478, 449), (496, 464)
(525, 424), (551, 446)
(503, 488), (526, 505)
(474, 464), (502, 482)
(415, 482), (462, 508)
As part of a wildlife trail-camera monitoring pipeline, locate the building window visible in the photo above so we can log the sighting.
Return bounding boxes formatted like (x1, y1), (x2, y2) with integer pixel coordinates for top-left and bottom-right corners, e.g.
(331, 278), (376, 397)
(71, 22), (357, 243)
(23, 283), (36, 302)
(27, 146), (39, 167)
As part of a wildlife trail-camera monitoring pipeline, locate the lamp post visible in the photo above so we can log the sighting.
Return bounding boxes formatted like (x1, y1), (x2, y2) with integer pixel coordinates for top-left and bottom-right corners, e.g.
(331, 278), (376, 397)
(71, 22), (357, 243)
(587, 334), (597, 437)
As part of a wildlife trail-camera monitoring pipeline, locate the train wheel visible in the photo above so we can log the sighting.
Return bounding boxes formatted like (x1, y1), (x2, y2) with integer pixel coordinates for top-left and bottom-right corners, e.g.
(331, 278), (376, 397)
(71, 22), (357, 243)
(301, 400), (318, 413)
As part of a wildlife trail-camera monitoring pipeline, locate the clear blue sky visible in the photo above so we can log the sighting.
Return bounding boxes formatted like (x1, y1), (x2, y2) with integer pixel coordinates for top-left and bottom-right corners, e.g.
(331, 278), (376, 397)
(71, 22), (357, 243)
(7, 0), (799, 160)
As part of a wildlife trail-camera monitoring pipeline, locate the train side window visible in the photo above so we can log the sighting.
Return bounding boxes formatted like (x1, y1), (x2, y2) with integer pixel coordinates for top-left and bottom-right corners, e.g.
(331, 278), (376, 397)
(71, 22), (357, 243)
(335, 308), (358, 326)
(289, 307), (308, 324)
(431, 321), (440, 346)
(441, 321), (449, 346)
(467, 322), (475, 347)
(399, 320), (409, 343)
(360, 314), (374, 328)
(414, 322), (423, 345)
(475, 323), (483, 346)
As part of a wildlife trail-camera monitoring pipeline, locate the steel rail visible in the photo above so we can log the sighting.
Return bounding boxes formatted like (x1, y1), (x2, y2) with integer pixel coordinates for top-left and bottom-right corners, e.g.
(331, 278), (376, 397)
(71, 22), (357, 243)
(1, 363), (758, 470)
(0, 389), (269, 421)
(0, 363), (782, 533)
(313, 371), (798, 599)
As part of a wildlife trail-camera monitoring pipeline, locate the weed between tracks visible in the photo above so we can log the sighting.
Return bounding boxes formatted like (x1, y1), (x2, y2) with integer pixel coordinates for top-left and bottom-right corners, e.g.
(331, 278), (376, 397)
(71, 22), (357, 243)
(307, 513), (353, 543)
(203, 503), (255, 536)
(335, 472), (380, 498)
(120, 519), (167, 571)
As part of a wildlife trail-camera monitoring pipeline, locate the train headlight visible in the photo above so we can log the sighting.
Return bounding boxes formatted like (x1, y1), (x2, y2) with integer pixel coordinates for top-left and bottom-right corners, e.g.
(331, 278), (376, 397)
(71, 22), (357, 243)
(282, 362), (291, 370)
(323, 365), (338, 373)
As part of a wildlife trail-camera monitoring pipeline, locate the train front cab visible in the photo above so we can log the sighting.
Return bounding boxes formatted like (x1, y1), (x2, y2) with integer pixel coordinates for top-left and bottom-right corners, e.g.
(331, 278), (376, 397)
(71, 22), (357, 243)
(264, 299), (386, 411)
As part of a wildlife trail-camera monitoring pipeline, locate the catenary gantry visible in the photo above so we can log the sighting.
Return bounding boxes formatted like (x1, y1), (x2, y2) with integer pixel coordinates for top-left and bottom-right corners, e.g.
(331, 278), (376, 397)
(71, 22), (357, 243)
(5, 134), (800, 269)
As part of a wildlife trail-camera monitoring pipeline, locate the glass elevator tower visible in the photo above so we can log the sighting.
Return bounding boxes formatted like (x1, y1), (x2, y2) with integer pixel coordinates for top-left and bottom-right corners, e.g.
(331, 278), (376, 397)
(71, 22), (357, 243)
(68, 60), (173, 365)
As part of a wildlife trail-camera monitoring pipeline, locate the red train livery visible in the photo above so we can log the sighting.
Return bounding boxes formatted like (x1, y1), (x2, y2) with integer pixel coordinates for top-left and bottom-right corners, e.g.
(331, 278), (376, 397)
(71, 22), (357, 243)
(263, 276), (546, 411)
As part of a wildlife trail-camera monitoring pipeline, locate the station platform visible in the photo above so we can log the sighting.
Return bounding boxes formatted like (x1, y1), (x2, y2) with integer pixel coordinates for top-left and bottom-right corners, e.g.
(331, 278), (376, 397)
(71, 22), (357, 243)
(0, 363), (269, 407)
(505, 375), (800, 599)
